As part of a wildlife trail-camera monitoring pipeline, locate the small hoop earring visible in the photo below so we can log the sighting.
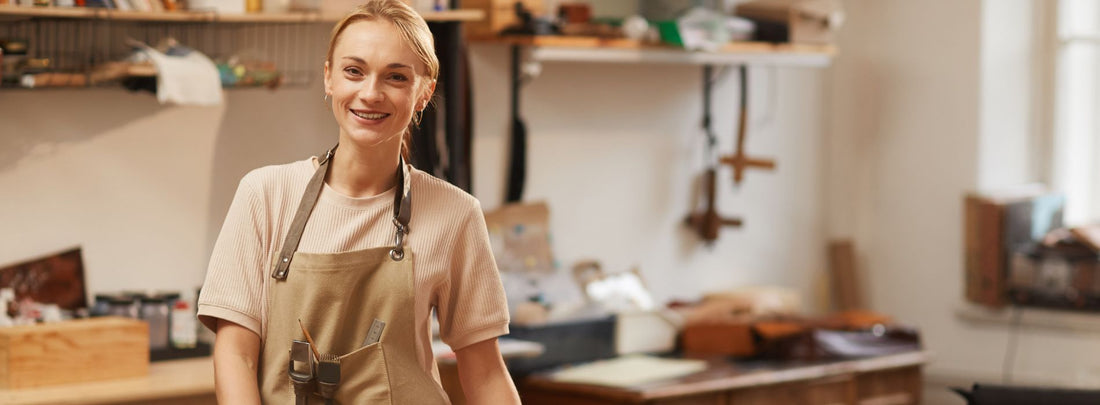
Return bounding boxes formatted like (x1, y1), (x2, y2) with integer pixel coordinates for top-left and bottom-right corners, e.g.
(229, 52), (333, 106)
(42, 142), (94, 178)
(413, 110), (423, 127)
(323, 94), (330, 102)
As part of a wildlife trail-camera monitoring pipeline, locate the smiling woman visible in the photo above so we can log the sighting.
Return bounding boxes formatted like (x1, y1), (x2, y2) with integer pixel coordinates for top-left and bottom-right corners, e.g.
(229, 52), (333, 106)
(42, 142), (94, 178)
(196, 1), (520, 404)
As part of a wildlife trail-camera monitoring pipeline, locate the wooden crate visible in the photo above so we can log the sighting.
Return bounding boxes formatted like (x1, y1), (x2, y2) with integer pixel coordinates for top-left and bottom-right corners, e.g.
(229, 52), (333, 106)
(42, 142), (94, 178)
(0, 317), (149, 389)
(464, 0), (544, 38)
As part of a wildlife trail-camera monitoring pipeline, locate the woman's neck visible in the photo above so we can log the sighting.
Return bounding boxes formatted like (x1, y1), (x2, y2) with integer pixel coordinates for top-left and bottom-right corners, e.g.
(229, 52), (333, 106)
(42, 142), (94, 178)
(326, 141), (401, 199)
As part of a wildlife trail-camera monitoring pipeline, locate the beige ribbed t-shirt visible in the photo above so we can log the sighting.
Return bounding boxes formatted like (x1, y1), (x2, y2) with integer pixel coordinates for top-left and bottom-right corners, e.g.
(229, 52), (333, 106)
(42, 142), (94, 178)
(197, 157), (509, 380)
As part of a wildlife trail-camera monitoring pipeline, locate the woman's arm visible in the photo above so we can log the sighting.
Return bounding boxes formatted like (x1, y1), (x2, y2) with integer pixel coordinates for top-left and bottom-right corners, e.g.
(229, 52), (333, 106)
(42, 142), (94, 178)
(455, 337), (520, 404)
(213, 319), (262, 405)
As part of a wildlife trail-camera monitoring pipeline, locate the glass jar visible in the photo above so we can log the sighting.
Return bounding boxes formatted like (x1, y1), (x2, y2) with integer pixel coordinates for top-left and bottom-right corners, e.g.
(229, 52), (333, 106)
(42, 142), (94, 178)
(91, 294), (113, 317)
(139, 297), (170, 350)
(106, 296), (137, 318)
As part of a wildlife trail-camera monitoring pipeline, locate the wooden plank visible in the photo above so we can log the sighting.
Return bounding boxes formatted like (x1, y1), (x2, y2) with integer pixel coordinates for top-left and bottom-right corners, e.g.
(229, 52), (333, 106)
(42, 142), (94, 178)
(468, 36), (835, 67)
(0, 4), (94, 19)
(0, 357), (214, 405)
(828, 239), (863, 311)
(0, 5), (481, 23)
(521, 351), (931, 402)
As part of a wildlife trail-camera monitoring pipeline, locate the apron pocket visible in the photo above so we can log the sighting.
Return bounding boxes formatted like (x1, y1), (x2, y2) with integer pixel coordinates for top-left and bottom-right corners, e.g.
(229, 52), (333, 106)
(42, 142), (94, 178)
(329, 342), (391, 404)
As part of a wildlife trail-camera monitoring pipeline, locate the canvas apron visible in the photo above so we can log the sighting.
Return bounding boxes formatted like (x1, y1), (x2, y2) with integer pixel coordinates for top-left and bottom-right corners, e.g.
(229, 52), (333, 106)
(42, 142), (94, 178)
(259, 146), (450, 404)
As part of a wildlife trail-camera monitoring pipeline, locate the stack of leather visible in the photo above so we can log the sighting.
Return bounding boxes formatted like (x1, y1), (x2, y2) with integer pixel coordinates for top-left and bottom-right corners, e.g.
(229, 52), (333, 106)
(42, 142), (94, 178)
(680, 295), (917, 360)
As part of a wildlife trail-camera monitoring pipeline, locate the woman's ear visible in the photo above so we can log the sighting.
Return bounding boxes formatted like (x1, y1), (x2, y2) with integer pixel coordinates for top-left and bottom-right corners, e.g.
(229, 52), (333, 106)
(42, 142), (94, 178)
(420, 80), (437, 111)
(323, 61), (333, 96)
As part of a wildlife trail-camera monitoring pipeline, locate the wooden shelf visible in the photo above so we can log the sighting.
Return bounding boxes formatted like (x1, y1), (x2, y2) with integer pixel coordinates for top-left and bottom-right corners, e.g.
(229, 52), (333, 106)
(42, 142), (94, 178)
(471, 35), (836, 67)
(0, 4), (483, 23)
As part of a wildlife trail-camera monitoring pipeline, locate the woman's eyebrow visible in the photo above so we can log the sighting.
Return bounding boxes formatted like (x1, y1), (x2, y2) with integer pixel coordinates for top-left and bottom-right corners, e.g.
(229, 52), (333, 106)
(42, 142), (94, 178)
(339, 57), (412, 71)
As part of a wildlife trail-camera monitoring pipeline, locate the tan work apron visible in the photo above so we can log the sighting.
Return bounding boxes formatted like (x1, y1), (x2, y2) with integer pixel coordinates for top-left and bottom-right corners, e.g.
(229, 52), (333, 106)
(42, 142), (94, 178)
(259, 145), (450, 404)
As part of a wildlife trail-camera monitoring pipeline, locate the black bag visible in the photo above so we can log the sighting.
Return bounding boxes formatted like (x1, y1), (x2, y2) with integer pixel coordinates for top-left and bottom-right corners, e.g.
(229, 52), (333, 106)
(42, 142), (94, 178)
(952, 384), (1100, 405)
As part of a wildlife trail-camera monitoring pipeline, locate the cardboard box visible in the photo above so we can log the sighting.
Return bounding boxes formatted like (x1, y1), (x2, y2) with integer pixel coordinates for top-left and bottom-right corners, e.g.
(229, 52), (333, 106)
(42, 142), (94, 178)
(681, 319), (755, 356)
(0, 317), (149, 389)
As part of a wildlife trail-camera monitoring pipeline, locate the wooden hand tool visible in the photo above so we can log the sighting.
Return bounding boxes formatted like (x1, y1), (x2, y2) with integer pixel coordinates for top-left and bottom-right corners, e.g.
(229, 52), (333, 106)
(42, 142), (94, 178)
(720, 66), (776, 186)
(685, 168), (744, 243)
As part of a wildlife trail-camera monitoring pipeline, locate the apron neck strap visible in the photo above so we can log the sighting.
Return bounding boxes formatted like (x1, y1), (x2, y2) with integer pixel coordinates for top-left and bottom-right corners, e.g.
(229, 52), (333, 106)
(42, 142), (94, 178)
(272, 144), (412, 281)
(390, 154), (412, 261)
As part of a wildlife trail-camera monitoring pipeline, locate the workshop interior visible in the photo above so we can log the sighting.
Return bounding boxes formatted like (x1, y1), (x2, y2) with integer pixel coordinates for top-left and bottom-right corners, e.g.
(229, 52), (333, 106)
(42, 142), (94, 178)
(1, 0), (1099, 404)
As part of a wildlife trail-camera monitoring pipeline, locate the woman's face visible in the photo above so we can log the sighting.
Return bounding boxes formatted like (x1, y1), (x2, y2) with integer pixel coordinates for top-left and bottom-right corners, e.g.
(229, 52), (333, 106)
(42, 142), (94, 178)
(324, 19), (432, 151)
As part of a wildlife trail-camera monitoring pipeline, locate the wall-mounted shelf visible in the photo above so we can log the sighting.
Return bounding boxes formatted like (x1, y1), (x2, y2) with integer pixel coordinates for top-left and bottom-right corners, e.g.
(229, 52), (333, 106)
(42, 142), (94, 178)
(478, 34), (835, 208)
(470, 35), (835, 67)
(0, 5), (483, 23)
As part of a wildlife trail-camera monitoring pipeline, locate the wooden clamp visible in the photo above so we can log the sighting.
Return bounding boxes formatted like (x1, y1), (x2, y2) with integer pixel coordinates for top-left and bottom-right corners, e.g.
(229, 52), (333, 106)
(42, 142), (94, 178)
(720, 66), (776, 186)
(685, 168), (743, 243)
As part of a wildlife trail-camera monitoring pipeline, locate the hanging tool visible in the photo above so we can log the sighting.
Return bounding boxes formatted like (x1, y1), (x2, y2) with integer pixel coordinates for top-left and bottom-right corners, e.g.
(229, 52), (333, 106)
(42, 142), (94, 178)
(719, 66), (776, 186)
(685, 65), (743, 243)
(317, 353), (341, 405)
(289, 340), (315, 405)
(505, 44), (528, 203)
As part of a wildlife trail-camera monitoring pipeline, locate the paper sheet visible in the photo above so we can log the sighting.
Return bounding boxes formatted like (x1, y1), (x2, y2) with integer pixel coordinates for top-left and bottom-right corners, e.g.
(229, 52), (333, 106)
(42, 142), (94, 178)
(550, 355), (707, 387)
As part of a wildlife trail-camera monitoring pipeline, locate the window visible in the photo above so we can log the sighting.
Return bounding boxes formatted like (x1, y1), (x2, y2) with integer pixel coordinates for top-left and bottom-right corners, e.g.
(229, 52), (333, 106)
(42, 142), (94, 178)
(1052, 0), (1100, 224)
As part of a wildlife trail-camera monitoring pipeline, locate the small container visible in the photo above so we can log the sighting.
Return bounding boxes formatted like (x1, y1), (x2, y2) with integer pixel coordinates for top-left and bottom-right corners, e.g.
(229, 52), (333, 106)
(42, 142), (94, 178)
(140, 296), (170, 350)
(91, 294), (114, 317)
(170, 299), (197, 349)
(106, 296), (138, 318)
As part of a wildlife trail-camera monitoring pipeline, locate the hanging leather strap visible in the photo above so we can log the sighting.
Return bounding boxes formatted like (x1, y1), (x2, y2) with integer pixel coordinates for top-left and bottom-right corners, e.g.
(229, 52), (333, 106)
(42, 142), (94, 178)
(390, 155), (412, 261)
(272, 145), (412, 280)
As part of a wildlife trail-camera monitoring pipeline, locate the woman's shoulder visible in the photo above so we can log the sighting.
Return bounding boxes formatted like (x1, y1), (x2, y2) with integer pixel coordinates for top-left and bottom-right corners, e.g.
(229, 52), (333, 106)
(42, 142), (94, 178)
(410, 167), (481, 214)
(239, 157), (316, 195)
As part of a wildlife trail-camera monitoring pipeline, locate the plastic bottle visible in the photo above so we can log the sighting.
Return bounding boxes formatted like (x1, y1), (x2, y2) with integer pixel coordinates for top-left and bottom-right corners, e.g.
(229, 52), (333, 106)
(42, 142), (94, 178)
(0, 289), (13, 327)
(171, 299), (197, 349)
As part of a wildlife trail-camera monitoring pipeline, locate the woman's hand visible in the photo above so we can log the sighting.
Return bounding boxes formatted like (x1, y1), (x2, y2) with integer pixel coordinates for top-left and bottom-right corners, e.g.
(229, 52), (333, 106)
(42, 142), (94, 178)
(213, 319), (262, 405)
(455, 337), (521, 404)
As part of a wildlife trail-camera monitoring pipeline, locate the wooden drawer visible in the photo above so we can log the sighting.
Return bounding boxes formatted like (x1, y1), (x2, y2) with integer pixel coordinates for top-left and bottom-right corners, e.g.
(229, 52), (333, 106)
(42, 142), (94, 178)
(728, 382), (808, 405)
(856, 366), (922, 405)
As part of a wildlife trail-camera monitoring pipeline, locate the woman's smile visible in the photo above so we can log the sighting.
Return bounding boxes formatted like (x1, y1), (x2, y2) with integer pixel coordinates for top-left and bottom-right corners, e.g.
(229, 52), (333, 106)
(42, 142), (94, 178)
(349, 109), (391, 123)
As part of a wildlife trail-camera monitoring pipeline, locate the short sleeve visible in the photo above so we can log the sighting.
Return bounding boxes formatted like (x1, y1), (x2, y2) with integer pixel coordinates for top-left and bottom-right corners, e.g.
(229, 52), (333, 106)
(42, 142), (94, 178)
(197, 175), (269, 337)
(435, 200), (510, 351)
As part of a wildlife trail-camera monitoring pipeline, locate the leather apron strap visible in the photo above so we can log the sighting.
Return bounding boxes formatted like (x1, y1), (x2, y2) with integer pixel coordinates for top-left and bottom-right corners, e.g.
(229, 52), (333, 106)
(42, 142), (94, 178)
(272, 145), (412, 280)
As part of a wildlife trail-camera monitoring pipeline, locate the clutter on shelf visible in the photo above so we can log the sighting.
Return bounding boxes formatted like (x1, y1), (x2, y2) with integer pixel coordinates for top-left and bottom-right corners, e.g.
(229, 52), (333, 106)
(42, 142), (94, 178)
(0, 10), (326, 91)
(0, 247), (209, 363)
(469, 0), (843, 51)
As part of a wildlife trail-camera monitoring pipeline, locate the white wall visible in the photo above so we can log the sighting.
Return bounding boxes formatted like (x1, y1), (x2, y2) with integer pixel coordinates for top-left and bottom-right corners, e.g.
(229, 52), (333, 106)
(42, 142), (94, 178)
(0, 27), (830, 312)
(468, 46), (829, 305)
(830, 0), (1100, 388)
(0, 86), (334, 297)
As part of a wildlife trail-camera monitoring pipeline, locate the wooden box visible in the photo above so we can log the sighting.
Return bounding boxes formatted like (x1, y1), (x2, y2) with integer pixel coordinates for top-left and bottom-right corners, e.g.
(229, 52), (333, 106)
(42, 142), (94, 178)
(0, 317), (149, 389)
(464, 0), (544, 38)
(964, 188), (1064, 308)
(681, 319), (755, 357)
(735, 0), (844, 45)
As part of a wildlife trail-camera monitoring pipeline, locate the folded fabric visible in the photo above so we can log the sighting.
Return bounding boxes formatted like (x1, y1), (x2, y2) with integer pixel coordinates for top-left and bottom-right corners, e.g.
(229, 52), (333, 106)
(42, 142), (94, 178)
(140, 46), (223, 106)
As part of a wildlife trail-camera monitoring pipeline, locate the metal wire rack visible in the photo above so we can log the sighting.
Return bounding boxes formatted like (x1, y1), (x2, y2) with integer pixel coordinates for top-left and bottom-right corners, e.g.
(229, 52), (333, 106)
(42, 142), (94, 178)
(1, 16), (329, 89)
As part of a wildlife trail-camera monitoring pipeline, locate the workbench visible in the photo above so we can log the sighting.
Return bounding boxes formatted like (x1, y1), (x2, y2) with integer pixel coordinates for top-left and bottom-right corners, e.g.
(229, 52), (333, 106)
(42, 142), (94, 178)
(0, 357), (215, 405)
(519, 350), (931, 405)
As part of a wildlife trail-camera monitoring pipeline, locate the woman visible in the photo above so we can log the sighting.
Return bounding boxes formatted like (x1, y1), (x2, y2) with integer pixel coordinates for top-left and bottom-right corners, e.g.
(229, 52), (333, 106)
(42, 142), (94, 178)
(197, 1), (519, 403)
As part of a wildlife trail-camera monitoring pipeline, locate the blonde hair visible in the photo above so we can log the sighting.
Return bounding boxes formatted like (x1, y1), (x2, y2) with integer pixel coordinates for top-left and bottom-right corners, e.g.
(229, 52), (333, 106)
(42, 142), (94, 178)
(326, 0), (439, 161)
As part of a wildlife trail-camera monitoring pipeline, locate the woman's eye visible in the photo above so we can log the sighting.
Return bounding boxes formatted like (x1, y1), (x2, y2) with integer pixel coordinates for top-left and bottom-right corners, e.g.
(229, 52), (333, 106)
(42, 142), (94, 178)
(344, 67), (362, 76)
(389, 73), (409, 82)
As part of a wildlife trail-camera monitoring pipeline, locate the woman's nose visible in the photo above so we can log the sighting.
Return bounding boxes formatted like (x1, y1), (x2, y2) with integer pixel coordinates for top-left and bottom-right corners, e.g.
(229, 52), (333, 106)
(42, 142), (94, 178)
(358, 78), (385, 103)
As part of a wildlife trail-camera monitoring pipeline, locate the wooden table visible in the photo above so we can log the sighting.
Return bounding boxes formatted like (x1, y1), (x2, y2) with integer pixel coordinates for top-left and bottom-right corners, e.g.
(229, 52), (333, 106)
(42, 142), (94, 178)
(519, 351), (931, 405)
(0, 357), (215, 405)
